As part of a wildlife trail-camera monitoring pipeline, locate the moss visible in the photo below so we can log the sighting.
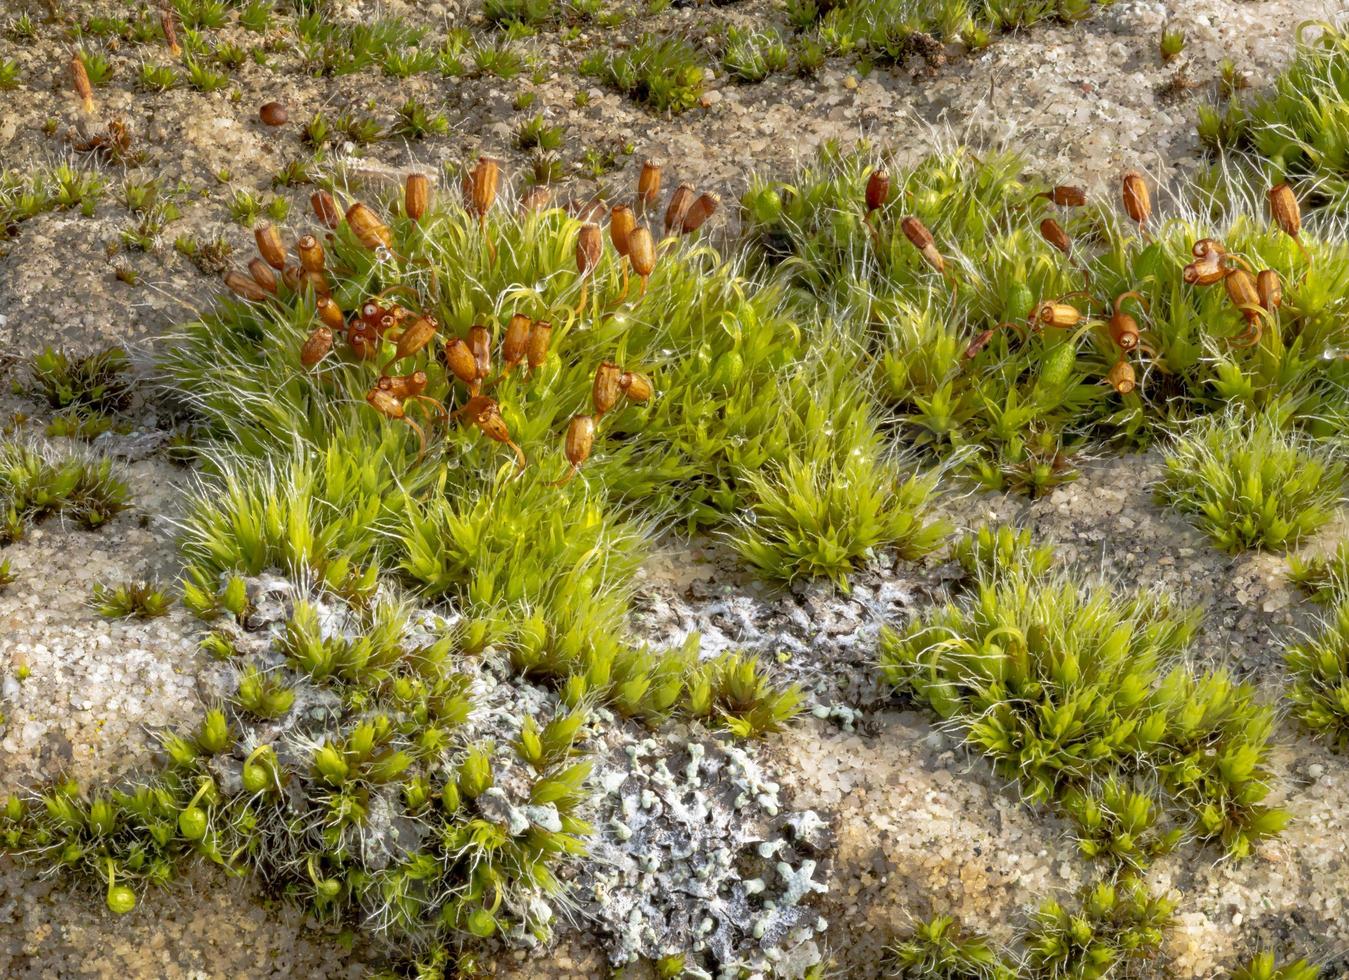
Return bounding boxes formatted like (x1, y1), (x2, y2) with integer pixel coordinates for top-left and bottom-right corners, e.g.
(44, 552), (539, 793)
(880, 559), (1287, 861)
(1156, 410), (1347, 553)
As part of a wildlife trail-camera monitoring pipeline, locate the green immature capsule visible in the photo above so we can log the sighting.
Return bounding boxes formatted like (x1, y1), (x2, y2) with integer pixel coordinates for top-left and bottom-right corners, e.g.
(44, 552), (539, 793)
(178, 805), (208, 840)
(106, 884), (137, 914)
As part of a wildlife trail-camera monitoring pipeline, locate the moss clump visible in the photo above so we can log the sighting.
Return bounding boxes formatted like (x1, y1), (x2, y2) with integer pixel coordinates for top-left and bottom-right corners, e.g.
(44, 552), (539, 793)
(880, 560), (1287, 860)
(580, 36), (705, 113)
(1285, 599), (1349, 751)
(0, 440), (129, 543)
(1156, 411), (1346, 553)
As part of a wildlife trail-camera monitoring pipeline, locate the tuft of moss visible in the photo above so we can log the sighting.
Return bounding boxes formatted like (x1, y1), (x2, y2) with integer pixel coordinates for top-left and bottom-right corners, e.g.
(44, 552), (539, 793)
(1156, 411), (1346, 553)
(880, 559), (1287, 860)
(0, 440), (130, 543)
(885, 914), (1013, 979)
(580, 36), (705, 113)
(92, 580), (173, 619)
(1285, 599), (1349, 751)
(1230, 952), (1323, 980)
(24, 346), (132, 413)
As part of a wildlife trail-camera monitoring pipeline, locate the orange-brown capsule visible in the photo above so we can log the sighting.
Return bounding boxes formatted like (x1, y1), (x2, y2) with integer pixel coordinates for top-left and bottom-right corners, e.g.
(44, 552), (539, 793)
(1183, 251), (1225, 286)
(254, 223), (287, 270)
(468, 156), (500, 217)
(1256, 269), (1282, 312)
(405, 173), (430, 222)
(71, 55), (94, 114)
(637, 160), (661, 212)
(380, 371), (429, 399)
(224, 269), (270, 302)
(900, 216), (935, 250)
(1268, 183), (1301, 240)
(627, 227), (656, 278)
(1192, 238), (1226, 259)
(681, 192), (720, 234)
(1107, 359), (1136, 394)
(248, 258), (278, 294)
(576, 223), (602, 277)
(346, 202), (392, 250)
(315, 295), (345, 332)
(1224, 268), (1260, 317)
(259, 101), (287, 126)
(393, 316), (438, 361)
(527, 320), (552, 371)
(1039, 218), (1071, 254)
(444, 338), (479, 387)
(1043, 185), (1086, 207)
(467, 324), (491, 380)
(502, 314), (531, 371)
(464, 396), (524, 471)
(348, 320), (382, 361)
(296, 235), (324, 274)
(280, 264), (304, 291)
(865, 169), (890, 213)
(1121, 171), (1151, 228)
(1034, 301), (1081, 329)
(618, 371), (653, 403)
(300, 326), (333, 367)
(161, 8), (182, 58)
(311, 191), (341, 229)
(610, 205), (636, 257)
(564, 414), (594, 467)
(664, 184), (696, 236)
(592, 362), (622, 416)
(1109, 311), (1140, 352)
(367, 386), (404, 418)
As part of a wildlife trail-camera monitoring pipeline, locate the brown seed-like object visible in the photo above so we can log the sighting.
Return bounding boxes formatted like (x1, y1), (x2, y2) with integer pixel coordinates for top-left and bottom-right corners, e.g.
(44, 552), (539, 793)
(576, 223), (603, 277)
(405, 173), (430, 222)
(1107, 359), (1136, 394)
(296, 235), (324, 274)
(224, 269), (269, 302)
(610, 205), (636, 257)
(468, 157), (500, 217)
(552, 414), (595, 486)
(1121, 171), (1151, 229)
(1256, 269), (1282, 312)
(564, 414), (594, 466)
(444, 339), (479, 387)
(637, 160), (661, 212)
(300, 326), (333, 367)
(664, 184), (696, 236)
(1043, 185), (1086, 207)
(315, 295), (345, 332)
(311, 191), (341, 230)
(346, 202), (392, 251)
(502, 314), (531, 372)
(255, 223), (287, 270)
(592, 362), (622, 416)
(527, 320), (552, 371)
(71, 55), (94, 114)
(247, 258), (278, 294)
(865, 169), (890, 213)
(681, 193), (720, 234)
(627, 227), (656, 279)
(259, 102), (288, 127)
(1039, 218), (1071, 254)
(618, 371), (653, 403)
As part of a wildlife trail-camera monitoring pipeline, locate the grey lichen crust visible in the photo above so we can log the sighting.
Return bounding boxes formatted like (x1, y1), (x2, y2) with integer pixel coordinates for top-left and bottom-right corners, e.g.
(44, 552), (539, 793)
(578, 722), (832, 977)
(191, 575), (830, 969)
